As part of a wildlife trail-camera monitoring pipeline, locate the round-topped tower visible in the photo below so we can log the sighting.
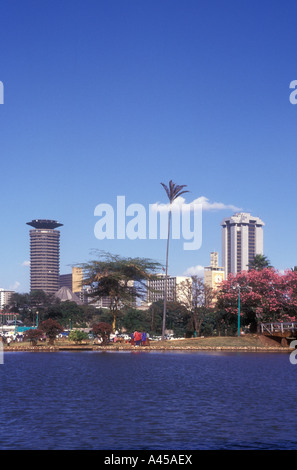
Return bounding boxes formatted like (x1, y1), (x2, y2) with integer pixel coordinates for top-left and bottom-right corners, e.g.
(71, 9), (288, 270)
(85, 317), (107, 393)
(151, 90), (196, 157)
(26, 219), (63, 230)
(27, 219), (63, 294)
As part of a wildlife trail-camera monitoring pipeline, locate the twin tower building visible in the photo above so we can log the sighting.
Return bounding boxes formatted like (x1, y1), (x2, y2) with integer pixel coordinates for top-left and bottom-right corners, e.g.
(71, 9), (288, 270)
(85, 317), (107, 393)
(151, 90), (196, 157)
(27, 212), (264, 294)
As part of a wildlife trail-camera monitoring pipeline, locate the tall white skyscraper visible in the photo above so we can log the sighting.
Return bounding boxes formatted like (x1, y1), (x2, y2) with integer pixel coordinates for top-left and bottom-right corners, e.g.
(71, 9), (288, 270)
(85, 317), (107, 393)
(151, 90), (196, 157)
(221, 212), (264, 277)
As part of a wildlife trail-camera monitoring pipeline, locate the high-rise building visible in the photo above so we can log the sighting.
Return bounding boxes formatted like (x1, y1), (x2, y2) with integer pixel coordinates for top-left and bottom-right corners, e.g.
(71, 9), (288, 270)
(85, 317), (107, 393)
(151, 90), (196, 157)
(147, 275), (192, 304)
(72, 267), (83, 294)
(59, 273), (72, 290)
(0, 289), (15, 310)
(221, 212), (264, 277)
(27, 219), (63, 294)
(59, 267), (84, 293)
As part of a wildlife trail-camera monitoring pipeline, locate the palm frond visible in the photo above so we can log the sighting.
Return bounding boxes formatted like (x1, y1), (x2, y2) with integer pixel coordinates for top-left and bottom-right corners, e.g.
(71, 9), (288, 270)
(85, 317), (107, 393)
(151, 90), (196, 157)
(161, 180), (189, 202)
(160, 182), (170, 200)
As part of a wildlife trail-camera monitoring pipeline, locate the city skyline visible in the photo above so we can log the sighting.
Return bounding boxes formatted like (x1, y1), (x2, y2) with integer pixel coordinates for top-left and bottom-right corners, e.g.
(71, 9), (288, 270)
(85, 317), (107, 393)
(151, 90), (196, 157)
(0, 1), (297, 293)
(0, 207), (271, 295)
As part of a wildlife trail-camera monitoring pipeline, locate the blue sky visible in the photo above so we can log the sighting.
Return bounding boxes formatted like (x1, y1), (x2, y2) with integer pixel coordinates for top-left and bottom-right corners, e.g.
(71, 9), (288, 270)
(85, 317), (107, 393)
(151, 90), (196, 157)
(0, 0), (297, 293)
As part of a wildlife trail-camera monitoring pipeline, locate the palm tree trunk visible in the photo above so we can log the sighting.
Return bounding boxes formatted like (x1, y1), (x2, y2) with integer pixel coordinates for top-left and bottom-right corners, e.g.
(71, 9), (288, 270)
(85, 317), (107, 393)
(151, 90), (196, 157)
(162, 207), (172, 339)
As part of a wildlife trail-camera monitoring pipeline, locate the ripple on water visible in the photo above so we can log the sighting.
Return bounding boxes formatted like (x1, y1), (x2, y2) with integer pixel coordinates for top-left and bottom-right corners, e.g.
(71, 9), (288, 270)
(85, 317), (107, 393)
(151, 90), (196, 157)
(0, 351), (296, 449)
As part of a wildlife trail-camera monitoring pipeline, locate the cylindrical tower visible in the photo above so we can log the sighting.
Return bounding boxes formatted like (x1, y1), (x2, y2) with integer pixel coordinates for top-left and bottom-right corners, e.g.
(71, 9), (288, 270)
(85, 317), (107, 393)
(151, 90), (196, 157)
(26, 219), (63, 294)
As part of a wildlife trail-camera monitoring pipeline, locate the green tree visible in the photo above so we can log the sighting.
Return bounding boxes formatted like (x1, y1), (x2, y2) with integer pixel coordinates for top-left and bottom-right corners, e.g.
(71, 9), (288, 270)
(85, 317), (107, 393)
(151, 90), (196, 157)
(248, 254), (272, 271)
(68, 330), (89, 343)
(147, 300), (189, 336)
(81, 251), (161, 331)
(30, 289), (56, 307)
(121, 307), (151, 333)
(45, 300), (85, 327)
(148, 301), (162, 333)
(80, 304), (102, 325)
(9, 290), (59, 325)
(8, 292), (30, 312)
(160, 180), (189, 339)
(8, 292), (31, 324)
(9, 291), (101, 328)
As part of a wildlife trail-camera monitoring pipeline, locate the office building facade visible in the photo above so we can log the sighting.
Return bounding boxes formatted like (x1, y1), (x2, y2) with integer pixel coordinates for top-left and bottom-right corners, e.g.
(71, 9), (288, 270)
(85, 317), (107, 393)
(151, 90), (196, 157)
(147, 275), (192, 304)
(59, 267), (83, 293)
(0, 289), (15, 310)
(221, 212), (264, 277)
(27, 219), (63, 294)
(59, 273), (72, 290)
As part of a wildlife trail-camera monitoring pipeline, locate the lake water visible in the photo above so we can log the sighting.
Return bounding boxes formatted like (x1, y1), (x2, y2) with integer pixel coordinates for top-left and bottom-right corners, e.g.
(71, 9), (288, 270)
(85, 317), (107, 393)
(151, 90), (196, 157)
(0, 350), (296, 450)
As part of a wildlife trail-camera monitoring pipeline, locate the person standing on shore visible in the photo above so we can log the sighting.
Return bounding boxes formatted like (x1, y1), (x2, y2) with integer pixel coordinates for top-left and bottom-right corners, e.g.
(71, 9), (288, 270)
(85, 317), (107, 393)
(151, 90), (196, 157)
(142, 331), (147, 346)
(134, 331), (142, 346)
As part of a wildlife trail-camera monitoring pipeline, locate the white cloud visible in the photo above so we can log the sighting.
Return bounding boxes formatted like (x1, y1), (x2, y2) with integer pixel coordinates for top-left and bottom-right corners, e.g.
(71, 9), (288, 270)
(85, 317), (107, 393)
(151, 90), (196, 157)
(10, 281), (20, 290)
(152, 196), (241, 213)
(22, 260), (30, 267)
(184, 265), (205, 277)
(193, 196), (242, 212)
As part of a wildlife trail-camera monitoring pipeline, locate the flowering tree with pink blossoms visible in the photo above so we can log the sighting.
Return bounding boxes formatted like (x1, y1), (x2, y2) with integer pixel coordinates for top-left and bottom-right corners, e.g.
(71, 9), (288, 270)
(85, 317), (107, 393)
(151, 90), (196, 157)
(216, 268), (297, 332)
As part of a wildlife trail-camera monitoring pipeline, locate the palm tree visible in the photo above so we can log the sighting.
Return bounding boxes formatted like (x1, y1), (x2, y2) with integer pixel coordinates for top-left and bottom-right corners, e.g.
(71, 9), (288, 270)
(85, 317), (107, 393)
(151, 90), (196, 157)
(248, 254), (272, 271)
(160, 180), (189, 339)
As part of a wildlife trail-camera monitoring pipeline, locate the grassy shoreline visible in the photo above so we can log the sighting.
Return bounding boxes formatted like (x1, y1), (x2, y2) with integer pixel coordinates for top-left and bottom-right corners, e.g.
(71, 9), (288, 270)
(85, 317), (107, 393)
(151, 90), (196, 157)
(3, 335), (294, 352)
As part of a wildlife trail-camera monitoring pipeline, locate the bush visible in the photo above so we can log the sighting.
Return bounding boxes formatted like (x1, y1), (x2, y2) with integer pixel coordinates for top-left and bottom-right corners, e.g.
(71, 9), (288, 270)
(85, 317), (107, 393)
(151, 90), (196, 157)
(68, 330), (89, 343)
